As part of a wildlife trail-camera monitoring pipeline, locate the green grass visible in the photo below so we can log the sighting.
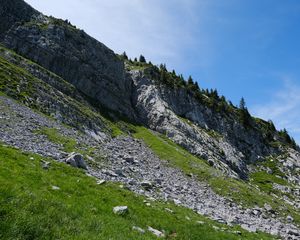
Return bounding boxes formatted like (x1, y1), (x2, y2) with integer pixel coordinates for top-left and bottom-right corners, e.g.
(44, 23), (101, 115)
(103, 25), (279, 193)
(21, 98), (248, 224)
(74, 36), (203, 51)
(250, 171), (288, 193)
(0, 54), (35, 102)
(35, 127), (77, 153)
(0, 144), (275, 240)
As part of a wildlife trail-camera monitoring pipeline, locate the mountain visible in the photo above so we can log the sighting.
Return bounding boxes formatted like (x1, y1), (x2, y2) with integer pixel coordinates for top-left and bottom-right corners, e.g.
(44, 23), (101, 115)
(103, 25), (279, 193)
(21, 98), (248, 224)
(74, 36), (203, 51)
(0, 0), (300, 239)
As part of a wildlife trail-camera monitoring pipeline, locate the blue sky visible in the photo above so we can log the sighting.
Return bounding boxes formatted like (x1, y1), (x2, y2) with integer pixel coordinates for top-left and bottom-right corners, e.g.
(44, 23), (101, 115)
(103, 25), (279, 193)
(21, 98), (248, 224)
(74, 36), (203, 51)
(25, 0), (300, 144)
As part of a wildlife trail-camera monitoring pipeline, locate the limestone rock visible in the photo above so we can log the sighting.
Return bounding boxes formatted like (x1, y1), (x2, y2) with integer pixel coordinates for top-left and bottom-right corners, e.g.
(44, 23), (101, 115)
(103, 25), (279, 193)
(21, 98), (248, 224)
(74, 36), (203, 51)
(65, 153), (87, 170)
(132, 226), (145, 234)
(148, 226), (165, 238)
(113, 206), (128, 215)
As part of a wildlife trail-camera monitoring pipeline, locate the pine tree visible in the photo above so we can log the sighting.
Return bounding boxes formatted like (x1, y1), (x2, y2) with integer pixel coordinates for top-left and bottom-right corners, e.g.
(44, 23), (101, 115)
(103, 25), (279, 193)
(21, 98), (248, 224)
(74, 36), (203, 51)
(122, 51), (128, 60)
(239, 97), (246, 110)
(139, 55), (146, 63)
(238, 98), (251, 127)
(187, 76), (194, 85)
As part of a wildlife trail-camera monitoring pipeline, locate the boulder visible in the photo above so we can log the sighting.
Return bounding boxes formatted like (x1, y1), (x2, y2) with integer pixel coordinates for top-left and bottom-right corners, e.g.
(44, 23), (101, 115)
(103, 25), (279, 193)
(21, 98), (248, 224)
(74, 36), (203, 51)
(113, 206), (128, 215)
(132, 226), (145, 234)
(148, 226), (165, 238)
(141, 181), (153, 190)
(286, 215), (294, 223)
(65, 153), (87, 169)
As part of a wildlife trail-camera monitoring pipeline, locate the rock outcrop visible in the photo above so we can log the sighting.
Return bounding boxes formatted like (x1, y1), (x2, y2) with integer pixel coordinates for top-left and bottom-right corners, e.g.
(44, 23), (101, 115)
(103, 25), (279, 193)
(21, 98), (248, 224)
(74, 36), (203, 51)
(0, 0), (135, 118)
(131, 71), (281, 178)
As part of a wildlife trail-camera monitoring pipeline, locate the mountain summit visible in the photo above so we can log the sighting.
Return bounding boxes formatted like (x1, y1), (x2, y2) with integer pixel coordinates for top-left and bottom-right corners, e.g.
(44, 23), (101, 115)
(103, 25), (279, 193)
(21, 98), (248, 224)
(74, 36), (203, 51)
(0, 0), (300, 239)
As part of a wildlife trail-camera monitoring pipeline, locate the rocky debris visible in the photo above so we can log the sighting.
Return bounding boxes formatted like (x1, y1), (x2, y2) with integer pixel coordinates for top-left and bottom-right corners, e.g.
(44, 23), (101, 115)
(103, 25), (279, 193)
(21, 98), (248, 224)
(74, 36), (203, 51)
(0, 97), (102, 160)
(132, 226), (145, 234)
(147, 226), (165, 238)
(113, 206), (128, 216)
(65, 153), (87, 170)
(287, 229), (300, 237)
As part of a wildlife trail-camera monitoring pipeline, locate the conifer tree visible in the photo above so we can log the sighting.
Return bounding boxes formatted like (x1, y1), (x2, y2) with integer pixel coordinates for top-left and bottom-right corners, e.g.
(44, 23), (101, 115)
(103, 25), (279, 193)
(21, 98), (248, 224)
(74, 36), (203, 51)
(139, 55), (146, 63)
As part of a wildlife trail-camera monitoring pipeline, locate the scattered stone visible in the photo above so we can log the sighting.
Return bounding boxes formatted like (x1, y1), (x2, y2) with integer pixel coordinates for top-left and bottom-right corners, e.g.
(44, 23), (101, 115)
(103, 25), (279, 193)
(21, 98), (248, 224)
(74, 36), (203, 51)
(212, 226), (220, 230)
(96, 179), (106, 185)
(264, 203), (272, 212)
(165, 208), (174, 213)
(286, 215), (294, 223)
(232, 230), (242, 235)
(65, 153), (87, 169)
(252, 209), (261, 216)
(124, 156), (134, 163)
(148, 226), (165, 238)
(113, 206), (128, 215)
(286, 229), (300, 236)
(241, 224), (257, 233)
(114, 169), (125, 177)
(173, 199), (181, 205)
(132, 226), (145, 234)
(196, 221), (205, 225)
(147, 197), (156, 202)
(141, 181), (153, 190)
(41, 160), (50, 170)
(51, 185), (60, 190)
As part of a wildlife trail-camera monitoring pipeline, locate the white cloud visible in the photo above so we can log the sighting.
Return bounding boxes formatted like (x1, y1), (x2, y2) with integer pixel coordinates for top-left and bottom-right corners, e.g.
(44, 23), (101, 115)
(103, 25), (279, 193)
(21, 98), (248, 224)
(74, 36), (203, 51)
(251, 77), (300, 144)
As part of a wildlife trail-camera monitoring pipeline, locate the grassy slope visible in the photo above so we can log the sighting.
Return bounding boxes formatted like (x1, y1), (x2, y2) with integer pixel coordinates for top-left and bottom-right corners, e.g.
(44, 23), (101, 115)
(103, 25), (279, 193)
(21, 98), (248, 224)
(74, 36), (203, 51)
(0, 145), (275, 240)
(131, 126), (300, 224)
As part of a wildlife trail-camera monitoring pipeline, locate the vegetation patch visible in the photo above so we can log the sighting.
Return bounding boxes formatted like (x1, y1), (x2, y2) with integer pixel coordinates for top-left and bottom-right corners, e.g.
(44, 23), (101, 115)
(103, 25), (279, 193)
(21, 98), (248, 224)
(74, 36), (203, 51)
(35, 127), (77, 153)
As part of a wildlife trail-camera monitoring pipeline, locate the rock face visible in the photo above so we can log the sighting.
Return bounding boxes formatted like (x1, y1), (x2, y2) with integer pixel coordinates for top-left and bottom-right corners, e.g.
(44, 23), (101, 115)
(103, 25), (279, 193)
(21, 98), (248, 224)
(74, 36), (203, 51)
(131, 71), (280, 178)
(0, 0), (135, 119)
(0, 0), (37, 38)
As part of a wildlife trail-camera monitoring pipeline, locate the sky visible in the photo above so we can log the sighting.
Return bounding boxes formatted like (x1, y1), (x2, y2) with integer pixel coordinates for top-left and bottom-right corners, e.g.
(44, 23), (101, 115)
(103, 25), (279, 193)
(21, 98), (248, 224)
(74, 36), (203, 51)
(25, 0), (300, 144)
